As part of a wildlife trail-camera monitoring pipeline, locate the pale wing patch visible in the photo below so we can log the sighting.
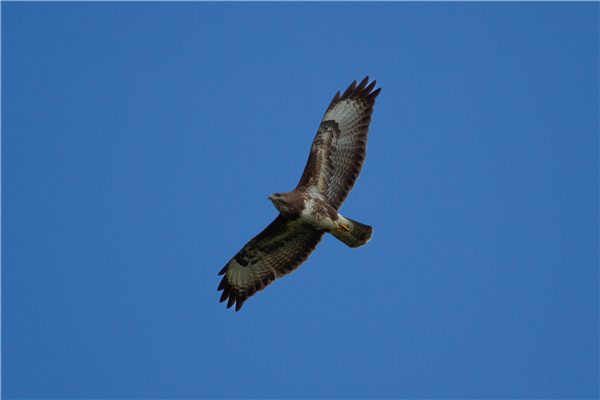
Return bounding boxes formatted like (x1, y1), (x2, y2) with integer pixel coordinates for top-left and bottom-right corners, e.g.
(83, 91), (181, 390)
(323, 98), (363, 134)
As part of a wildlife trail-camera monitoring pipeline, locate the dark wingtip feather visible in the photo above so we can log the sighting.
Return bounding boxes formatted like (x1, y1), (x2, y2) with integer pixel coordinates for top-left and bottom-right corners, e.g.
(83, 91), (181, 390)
(367, 87), (381, 101)
(219, 288), (230, 303)
(218, 265), (228, 276)
(340, 80), (358, 100)
(355, 77), (369, 93)
(217, 276), (228, 291)
(326, 91), (341, 111)
(235, 296), (246, 312)
(363, 81), (377, 95)
(226, 291), (237, 309)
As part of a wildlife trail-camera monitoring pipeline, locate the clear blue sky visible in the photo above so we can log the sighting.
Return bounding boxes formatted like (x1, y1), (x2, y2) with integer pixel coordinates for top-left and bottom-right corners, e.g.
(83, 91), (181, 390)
(3, 2), (598, 398)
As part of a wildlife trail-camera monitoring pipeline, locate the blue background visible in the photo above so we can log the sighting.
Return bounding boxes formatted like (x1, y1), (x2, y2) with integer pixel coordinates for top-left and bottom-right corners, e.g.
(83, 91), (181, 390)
(3, 2), (598, 398)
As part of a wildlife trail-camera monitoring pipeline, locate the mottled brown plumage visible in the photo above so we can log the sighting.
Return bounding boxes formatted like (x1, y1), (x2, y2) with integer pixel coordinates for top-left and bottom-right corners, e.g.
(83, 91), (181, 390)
(218, 77), (381, 311)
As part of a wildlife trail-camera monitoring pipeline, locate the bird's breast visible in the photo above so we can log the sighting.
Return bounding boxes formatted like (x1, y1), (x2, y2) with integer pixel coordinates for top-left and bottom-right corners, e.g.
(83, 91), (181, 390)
(300, 197), (338, 230)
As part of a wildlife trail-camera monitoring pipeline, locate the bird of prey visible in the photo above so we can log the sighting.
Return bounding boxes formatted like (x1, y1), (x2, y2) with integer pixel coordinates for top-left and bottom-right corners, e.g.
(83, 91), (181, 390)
(218, 77), (381, 311)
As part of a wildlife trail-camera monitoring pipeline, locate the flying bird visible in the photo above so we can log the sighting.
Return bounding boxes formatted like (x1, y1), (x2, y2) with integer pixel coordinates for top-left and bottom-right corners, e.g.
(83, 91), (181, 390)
(218, 77), (381, 311)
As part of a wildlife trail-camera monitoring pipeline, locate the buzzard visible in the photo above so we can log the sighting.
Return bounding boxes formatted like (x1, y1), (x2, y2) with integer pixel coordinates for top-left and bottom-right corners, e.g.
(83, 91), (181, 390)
(218, 77), (381, 311)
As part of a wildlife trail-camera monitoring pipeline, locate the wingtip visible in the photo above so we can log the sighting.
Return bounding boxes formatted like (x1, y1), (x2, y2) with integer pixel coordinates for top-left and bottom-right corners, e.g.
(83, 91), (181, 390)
(235, 301), (244, 312)
(356, 77), (369, 92)
(217, 276), (228, 291)
(340, 80), (358, 100)
(219, 289), (229, 303)
(226, 292), (236, 309)
(368, 87), (382, 100)
(338, 77), (381, 102)
(324, 90), (342, 116)
(364, 80), (377, 95)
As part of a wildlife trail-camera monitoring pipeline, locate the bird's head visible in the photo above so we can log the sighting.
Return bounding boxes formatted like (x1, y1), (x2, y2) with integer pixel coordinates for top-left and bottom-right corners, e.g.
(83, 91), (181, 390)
(268, 192), (293, 214)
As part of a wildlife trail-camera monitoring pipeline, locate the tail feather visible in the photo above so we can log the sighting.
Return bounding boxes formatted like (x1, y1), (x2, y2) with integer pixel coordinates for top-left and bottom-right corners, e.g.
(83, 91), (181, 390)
(331, 217), (373, 248)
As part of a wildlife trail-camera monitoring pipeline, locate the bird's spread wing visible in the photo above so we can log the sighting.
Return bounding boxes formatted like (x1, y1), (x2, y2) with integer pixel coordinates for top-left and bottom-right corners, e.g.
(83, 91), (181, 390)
(218, 215), (324, 311)
(296, 77), (381, 210)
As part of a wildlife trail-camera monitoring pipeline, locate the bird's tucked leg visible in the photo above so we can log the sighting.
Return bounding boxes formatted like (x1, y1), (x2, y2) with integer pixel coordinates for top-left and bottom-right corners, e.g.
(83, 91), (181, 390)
(331, 216), (373, 248)
(336, 223), (350, 233)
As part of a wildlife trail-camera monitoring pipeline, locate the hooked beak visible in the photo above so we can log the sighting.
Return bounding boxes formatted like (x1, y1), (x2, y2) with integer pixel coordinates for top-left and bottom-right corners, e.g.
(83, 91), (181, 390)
(268, 195), (276, 201)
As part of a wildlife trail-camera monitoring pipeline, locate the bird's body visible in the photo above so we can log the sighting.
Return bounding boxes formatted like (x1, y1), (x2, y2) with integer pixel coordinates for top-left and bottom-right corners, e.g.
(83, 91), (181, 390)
(270, 190), (370, 247)
(218, 77), (381, 311)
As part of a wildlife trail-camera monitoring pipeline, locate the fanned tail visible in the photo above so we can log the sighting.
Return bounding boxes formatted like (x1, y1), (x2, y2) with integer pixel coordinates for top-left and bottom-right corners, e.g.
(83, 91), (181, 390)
(331, 217), (373, 248)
